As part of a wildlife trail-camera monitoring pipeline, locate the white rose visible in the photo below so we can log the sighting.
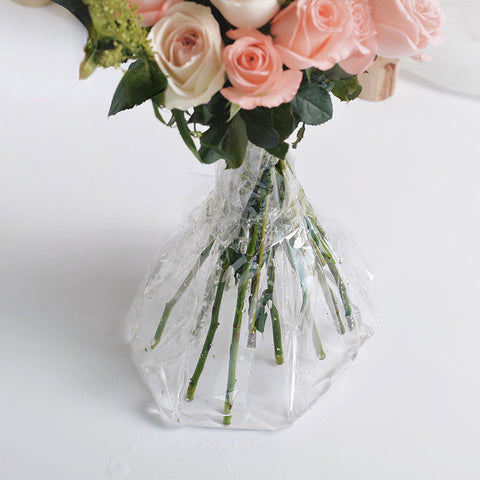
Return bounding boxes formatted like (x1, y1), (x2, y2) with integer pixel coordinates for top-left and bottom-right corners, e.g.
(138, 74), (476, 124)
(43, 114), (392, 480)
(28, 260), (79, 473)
(148, 3), (225, 110)
(211, 0), (280, 29)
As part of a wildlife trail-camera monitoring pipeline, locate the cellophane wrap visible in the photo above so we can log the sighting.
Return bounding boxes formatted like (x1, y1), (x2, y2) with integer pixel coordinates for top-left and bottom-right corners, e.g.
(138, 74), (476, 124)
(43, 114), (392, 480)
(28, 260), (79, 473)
(129, 143), (376, 430)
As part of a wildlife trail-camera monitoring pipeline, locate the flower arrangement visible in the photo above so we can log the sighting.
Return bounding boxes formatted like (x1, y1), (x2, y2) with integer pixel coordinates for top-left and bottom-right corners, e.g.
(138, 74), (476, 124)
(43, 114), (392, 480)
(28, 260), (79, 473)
(56, 0), (445, 166)
(48, 0), (445, 429)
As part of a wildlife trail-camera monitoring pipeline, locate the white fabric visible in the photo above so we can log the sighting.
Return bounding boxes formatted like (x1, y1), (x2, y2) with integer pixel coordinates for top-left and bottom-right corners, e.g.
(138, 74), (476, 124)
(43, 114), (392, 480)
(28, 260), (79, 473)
(402, 0), (480, 98)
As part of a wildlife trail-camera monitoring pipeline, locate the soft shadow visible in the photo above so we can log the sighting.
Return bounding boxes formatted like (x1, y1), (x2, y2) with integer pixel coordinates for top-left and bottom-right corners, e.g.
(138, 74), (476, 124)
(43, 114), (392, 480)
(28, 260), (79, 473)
(3, 228), (172, 424)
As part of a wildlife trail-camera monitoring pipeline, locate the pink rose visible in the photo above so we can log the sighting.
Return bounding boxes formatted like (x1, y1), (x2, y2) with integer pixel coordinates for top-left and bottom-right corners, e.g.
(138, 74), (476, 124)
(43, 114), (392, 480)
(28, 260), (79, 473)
(270, 0), (355, 71)
(370, 0), (445, 58)
(221, 29), (302, 110)
(130, 0), (183, 27)
(340, 0), (378, 74)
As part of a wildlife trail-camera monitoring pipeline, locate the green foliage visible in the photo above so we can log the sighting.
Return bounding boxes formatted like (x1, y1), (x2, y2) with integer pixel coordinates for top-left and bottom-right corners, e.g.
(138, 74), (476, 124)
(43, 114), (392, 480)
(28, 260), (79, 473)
(163, 95), (249, 169)
(222, 114), (248, 169)
(79, 0), (153, 78)
(167, 64), (362, 166)
(188, 95), (247, 166)
(109, 59), (167, 116)
(53, 0), (366, 167)
(305, 68), (335, 91)
(54, 0), (364, 167)
(172, 110), (203, 163)
(323, 64), (355, 82)
(291, 122), (306, 149)
(267, 142), (289, 160)
(241, 110), (280, 150)
(290, 65), (361, 126)
(320, 65), (362, 101)
(291, 75), (333, 126)
(240, 104), (295, 154)
(331, 76), (362, 102)
(190, 93), (228, 127)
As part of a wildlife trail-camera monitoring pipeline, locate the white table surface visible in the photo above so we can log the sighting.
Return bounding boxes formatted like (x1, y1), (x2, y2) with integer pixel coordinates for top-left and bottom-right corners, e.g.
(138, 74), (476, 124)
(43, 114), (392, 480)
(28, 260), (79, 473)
(1, 2), (480, 479)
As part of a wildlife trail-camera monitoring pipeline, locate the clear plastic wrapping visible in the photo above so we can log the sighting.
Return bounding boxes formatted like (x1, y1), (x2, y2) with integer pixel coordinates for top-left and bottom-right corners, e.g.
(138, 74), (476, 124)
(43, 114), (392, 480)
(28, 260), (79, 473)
(129, 143), (376, 430)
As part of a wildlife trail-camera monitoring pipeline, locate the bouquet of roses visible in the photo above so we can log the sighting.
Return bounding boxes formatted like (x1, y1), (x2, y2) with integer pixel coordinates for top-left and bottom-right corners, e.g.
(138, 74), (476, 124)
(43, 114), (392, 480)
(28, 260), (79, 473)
(49, 0), (445, 429)
(59, 0), (445, 165)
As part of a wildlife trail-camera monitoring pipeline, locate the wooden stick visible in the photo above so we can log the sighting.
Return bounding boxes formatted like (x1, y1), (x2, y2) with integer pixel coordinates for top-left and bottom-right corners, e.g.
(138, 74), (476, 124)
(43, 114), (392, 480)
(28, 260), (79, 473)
(359, 57), (401, 102)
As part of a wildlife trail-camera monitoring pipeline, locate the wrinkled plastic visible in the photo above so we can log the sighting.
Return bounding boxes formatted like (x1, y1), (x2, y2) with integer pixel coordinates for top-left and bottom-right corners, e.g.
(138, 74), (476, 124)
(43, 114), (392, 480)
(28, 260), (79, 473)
(129, 143), (376, 430)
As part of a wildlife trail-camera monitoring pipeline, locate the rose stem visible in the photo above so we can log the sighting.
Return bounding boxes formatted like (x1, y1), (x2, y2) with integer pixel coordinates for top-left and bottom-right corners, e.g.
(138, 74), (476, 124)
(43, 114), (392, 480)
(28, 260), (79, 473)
(192, 267), (220, 336)
(312, 323), (326, 360)
(186, 251), (231, 402)
(312, 243), (346, 335)
(223, 181), (267, 425)
(282, 158), (351, 324)
(247, 172), (273, 347)
(275, 159), (328, 358)
(187, 166), (275, 400)
(305, 217), (346, 335)
(247, 275), (259, 348)
(149, 239), (214, 350)
(306, 214), (353, 330)
(267, 249), (284, 365)
(223, 224), (259, 425)
(285, 240), (326, 360)
(277, 160), (331, 352)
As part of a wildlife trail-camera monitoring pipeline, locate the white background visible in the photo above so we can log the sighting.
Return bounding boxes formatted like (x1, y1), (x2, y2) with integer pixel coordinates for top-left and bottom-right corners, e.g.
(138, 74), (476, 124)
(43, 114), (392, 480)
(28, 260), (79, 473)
(1, 2), (480, 479)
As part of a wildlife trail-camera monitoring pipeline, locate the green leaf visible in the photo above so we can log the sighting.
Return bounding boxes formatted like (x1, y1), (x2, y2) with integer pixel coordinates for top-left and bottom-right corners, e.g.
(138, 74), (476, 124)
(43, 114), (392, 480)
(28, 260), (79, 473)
(151, 99), (167, 125)
(191, 93), (246, 167)
(292, 122), (306, 149)
(241, 107), (279, 149)
(172, 110), (202, 163)
(228, 103), (242, 122)
(222, 115), (248, 169)
(323, 64), (355, 82)
(108, 59), (167, 116)
(269, 104), (296, 141)
(267, 142), (289, 160)
(291, 84), (333, 126)
(332, 77), (362, 102)
(51, 0), (91, 29)
(240, 104), (295, 150)
(307, 69), (335, 91)
(189, 93), (228, 126)
(198, 123), (229, 164)
(195, 106), (248, 168)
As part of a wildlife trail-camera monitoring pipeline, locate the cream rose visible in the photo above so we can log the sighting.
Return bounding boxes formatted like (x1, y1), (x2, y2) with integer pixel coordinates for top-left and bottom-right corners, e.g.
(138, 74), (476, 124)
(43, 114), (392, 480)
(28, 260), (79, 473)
(148, 3), (225, 110)
(370, 0), (445, 58)
(211, 0), (280, 29)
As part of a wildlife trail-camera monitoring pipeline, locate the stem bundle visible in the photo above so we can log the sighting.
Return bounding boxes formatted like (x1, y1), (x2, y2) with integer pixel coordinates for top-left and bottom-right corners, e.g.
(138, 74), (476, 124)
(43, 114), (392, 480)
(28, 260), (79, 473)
(146, 157), (355, 425)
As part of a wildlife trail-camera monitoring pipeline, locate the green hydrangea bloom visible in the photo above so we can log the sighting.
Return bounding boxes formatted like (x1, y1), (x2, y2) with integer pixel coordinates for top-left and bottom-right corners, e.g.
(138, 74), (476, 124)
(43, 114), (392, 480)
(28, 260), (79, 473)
(80, 0), (152, 78)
